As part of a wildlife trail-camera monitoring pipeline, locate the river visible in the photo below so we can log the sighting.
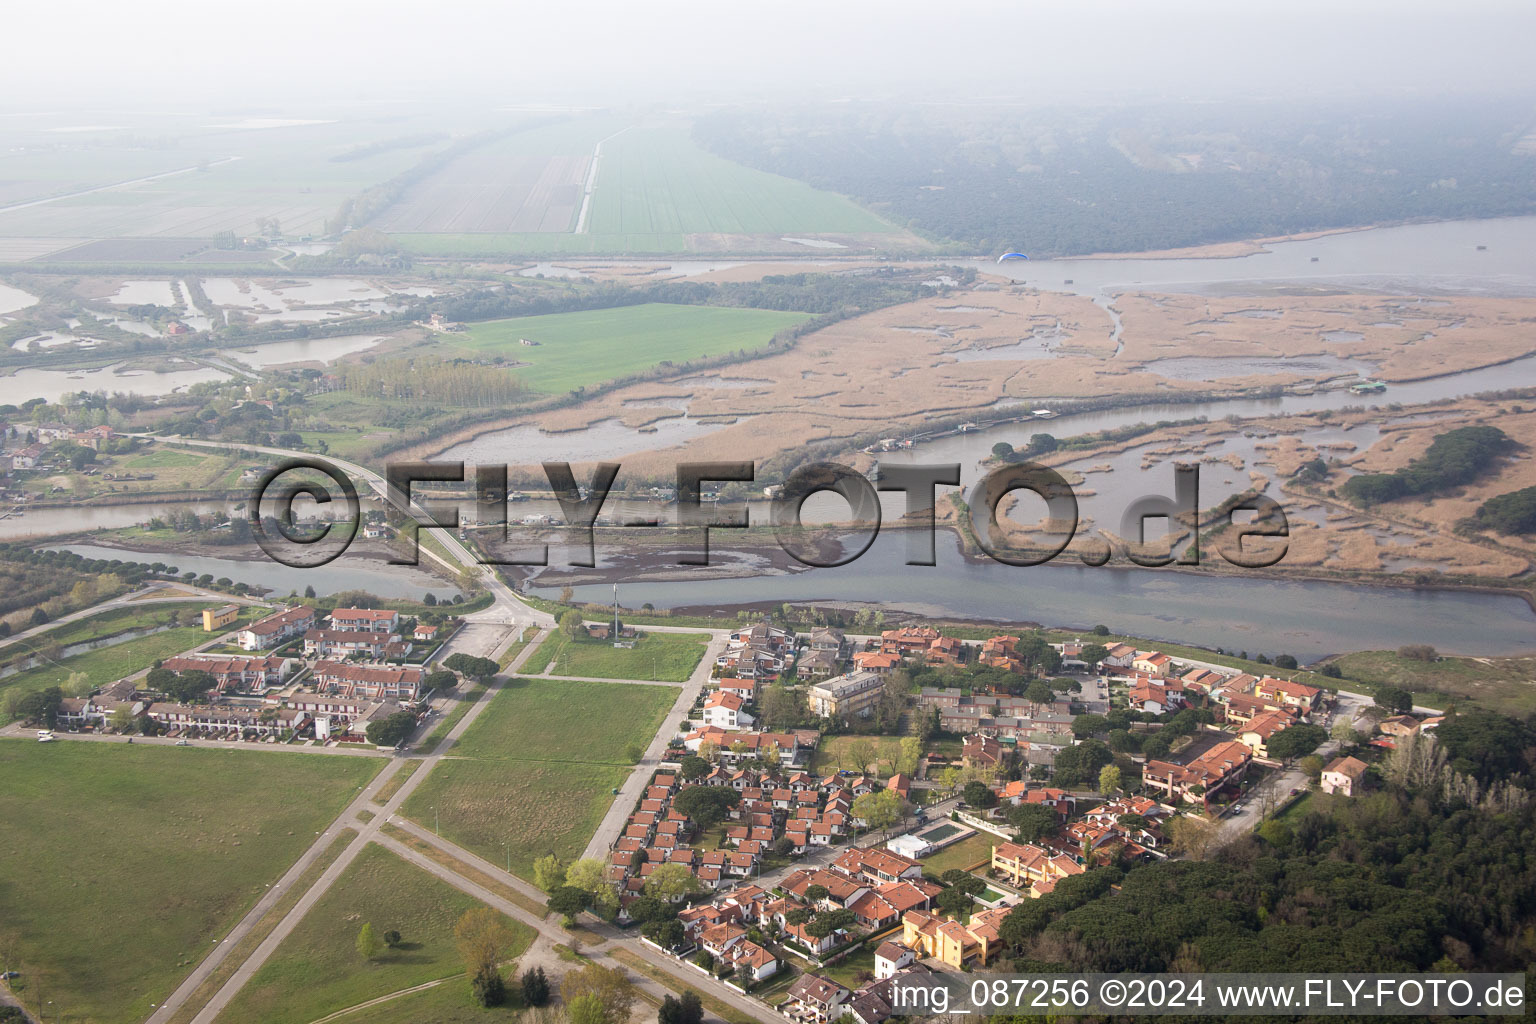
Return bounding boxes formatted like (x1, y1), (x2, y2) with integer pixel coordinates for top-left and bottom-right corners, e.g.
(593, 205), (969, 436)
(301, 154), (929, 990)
(527, 531), (1536, 660)
(55, 543), (462, 601)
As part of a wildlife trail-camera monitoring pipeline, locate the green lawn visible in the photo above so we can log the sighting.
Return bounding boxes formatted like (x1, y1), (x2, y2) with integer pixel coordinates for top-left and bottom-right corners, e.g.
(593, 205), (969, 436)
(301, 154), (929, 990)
(1, 600), (231, 657)
(450, 677), (675, 764)
(217, 843), (534, 1024)
(811, 735), (910, 775)
(326, 974), (527, 1024)
(444, 304), (809, 394)
(0, 622), (223, 704)
(0, 741), (381, 1024)
(1331, 650), (1536, 716)
(402, 758), (629, 882)
(525, 629), (710, 682)
(401, 677), (672, 881)
(920, 832), (997, 876)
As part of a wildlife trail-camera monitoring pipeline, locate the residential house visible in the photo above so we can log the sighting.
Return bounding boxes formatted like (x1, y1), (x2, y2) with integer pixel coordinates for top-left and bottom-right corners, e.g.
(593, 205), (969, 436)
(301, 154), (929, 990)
(1238, 708), (1299, 757)
(311, 661), (424, 701)
(1141, 738), (1252, 805)
(784, 975), (851, 1023)
(700, 691), (754, 731)
(201, 604), (240, 631)
(160, 654), (292, 694)
(963, 733), (1004, 770)
(1321, 755), (1369, 796)
(237, 606), (314, 650)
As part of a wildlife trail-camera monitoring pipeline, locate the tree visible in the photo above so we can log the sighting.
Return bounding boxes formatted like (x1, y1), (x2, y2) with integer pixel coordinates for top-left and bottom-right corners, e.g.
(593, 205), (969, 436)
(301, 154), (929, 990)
(1106, 728), (1140, 753)
(567, 993), (609, 1024)
(521, 965), (550, 1007)
(566, 858), (606, 894)
(936, 886), (975, 916)
(425, 669), (457, 693)
(443, 653), (498, 680)
(365, 710), (416, 748)
(1166, 816), (1216, 859)
(963, 779), (997, 808)
(1080, 643), (1109, 667)
(659, 989), (705, 1024)
(645, 862), (703, 902)
(1266, 723), (1327, 760)
(679, 755), (710, 780)
(1273, 654), (1299, 670)
(896, 735), (922, 776)
(560, 609), (585, 637)
(29, 607), (49, 627)
(761, 684), (804, 730)
(848, 739), (878, 774)
(629, 895), (676, 925)
(548, 885), (591, 924)
(991, 441), (1015, 460)
(672, 785), (740, 829)
(16, 687), (63, 728)
(1072, 713), (1108, 739)
(1023, 680), (1055, 705)
(111, 705), (135, 733)
(1053, 739), (1113, 788)
(1300, 754), (1326, 781)
(853, 788), (905, 831)
(383, 929), (402, 947)
(454, 907), (516, 983)
(532, 854), (566, 892)
(471, 967), (506, 1008)
(1399, 644), (1438, 663)
(356, 922), (383, 961)
(561, 963), (636, 1024)
(1098, 764), (1122, 795)
(1009, 803), (1059, 842)
(805, 883), (830, 903)
(1374, 686), (1414, 714)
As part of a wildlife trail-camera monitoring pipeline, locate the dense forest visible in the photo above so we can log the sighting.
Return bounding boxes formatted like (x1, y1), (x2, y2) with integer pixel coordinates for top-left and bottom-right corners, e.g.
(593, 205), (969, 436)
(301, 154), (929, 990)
(996, 710), (1536, 1010)
(1342, 425), (1517, 506)
(695, 98), (1536, 255)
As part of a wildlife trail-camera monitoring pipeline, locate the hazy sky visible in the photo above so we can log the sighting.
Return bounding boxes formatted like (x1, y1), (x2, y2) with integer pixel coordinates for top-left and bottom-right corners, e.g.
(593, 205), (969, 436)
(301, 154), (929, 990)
(9, 0), (1536, 109)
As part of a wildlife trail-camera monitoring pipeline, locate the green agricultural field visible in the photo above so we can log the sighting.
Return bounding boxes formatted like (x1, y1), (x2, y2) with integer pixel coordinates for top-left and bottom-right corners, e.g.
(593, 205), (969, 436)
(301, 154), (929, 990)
(588, 122), (897, 237)
(0, 621), (228, 704)
(444, 303), (809, 394)
(216, 843), (533, 1024)
(0, 741), (381, 1024)
(402, 677), (673, 880)
(527, 629), (710, 682)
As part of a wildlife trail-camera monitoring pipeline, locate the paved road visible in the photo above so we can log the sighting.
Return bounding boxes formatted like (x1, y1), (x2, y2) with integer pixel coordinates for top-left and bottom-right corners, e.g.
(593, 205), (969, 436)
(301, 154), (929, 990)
(145, 434), (551, 634)
(147, 625), (546, 1024)
(580, 634), (729, 861)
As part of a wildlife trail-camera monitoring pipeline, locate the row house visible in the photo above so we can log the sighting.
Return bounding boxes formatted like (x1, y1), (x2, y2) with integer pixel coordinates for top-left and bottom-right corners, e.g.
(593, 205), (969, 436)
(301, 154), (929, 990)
(311, 661), (425, 702)
(899, 905), (1013, 968)
(237, 606), (314, 650)
(55, 694), (144, 730)
(303, 628), (407, 660)
(147, 702), (307, 736)
(329, 607), (400, 633)
(683, 726), (803, 765)
(1142, 738), (1253, 806)
(1238, 708), (1301, 757)
(161, 654), (293, 694)
(831, 845), (924, 887)
(879, 625), (940, 655)
(1253, 676), (1323, 715)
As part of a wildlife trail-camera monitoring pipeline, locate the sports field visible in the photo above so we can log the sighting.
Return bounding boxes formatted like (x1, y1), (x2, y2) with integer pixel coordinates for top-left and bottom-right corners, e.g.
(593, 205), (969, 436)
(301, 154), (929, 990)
(445, 303), (809, 393)
(0, 740), (381, 1024)
(402, 677), (674, 880)
(217, 843), (533, 1024)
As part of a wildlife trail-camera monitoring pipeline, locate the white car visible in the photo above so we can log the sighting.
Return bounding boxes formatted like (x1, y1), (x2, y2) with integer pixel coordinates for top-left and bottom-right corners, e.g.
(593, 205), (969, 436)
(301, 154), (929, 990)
(37, 732), (56, 743)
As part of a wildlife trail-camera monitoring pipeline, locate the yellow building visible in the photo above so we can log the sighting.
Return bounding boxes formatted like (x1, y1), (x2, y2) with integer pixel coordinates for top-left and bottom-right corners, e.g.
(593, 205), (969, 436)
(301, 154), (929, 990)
(203, 604), (240, 631)
(899, 906), (1012, 968)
